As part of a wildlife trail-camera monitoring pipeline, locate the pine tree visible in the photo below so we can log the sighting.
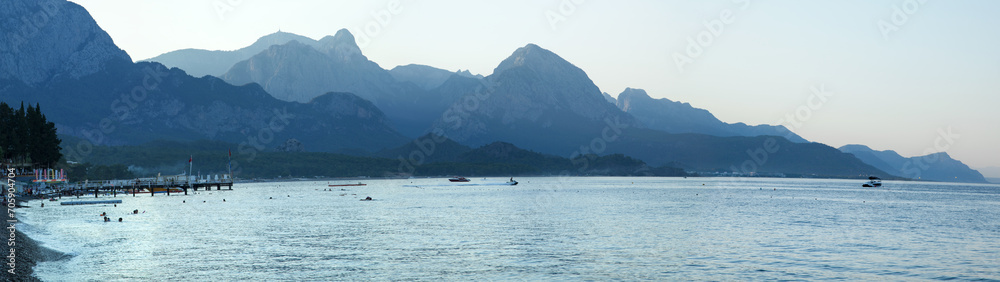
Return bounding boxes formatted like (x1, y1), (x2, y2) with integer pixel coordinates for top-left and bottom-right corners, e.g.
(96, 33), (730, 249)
(0, 102), (62, 167)
(0, 102), (12, 161)
(12, 103), (28, 164)
(37, 106), (62, 167)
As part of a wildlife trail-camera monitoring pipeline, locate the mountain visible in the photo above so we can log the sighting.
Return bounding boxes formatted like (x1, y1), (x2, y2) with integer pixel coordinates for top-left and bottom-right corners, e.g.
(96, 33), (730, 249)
(143, 31), (319, 77)
(380, 138), (684, 177)
(616, 88), (807, 143)
(0, 0), (131, 85)
(220, 30), (440, 137)
(0, 0), (408, 155)
(374, 133), (473, 164)
(602, 92), (617, 104)
(603, 129), (885, 177)
(0, 1), (943, 180)
(389, 64), (483, 91)
(430, 44), (643, 154)
(5, 61), (409, 154)
(454, 141), (568, 168)
(839, 145), (988, 183)
(420, 44), (882, 178)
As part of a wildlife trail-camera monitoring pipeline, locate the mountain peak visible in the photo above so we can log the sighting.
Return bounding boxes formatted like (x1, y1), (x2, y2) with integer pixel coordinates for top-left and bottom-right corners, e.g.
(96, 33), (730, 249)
(492, 44), (577, 76)
(333, 28), (355, 42)
(318, 29), (363, 61)
(619, 88), (653, 100)
(247, 30), (317, 50)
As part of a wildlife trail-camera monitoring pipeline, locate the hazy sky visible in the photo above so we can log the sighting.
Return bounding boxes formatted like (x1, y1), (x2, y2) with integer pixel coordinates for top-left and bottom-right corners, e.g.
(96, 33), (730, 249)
(71, 0), (1000, 173)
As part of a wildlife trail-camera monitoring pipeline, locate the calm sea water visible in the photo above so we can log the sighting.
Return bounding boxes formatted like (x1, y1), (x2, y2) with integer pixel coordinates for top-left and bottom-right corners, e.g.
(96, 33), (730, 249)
(18, 177), (1000, 281)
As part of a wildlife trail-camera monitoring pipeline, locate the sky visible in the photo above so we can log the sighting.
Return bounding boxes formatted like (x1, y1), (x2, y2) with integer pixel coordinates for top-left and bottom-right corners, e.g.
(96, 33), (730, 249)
(71, 0), (1000, 175)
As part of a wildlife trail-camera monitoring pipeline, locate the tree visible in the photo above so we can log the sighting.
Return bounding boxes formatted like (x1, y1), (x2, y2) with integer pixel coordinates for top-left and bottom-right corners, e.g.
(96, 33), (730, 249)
(27, 103), (61, 167)
(11, 103), (28, 163)
(0, 102), (62, 167)
(0, 102), (12, 161)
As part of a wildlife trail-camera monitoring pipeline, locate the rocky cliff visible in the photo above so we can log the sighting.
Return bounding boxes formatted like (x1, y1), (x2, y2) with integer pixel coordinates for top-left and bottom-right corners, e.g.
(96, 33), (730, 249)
(0, 0), (131, 85)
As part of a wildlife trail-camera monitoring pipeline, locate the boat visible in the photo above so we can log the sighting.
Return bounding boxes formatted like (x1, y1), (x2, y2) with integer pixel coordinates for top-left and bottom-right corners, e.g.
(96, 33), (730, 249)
(329, 183), (366, 187)
(862, 176), (882, 187)
(506, 180), (518, 186)
(448, 176), (470, 182)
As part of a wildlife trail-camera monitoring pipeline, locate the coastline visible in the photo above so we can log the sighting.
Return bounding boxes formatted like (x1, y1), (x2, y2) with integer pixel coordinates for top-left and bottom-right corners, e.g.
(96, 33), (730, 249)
(2, 198), (41, 282)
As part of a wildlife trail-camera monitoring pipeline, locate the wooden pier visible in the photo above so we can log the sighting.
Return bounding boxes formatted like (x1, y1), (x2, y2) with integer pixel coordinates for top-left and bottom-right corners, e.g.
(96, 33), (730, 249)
(47, 175), (234, 199)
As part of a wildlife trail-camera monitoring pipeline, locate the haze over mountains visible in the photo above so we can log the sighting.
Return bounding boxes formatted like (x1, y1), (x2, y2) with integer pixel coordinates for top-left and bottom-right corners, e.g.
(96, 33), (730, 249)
(839, 145), (987, 183)
(615, 88), (808, 143)
(143, 31), (319, 78)
(1, 0), (987, 182)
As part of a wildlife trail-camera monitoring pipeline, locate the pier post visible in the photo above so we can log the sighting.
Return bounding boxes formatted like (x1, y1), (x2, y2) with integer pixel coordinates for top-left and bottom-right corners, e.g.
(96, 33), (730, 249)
(95, 186), (99, 198)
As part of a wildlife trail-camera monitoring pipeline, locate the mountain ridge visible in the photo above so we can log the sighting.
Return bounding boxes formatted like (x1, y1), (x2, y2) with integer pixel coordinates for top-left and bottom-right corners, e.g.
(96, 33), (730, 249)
(839, 144), (987, 183)
(143, 31), (320, 77)
(617, 88), (807, 143)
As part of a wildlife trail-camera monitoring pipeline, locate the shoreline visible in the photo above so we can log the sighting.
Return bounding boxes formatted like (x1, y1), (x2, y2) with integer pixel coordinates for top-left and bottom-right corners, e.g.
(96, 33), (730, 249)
(2, 198), (41, 282)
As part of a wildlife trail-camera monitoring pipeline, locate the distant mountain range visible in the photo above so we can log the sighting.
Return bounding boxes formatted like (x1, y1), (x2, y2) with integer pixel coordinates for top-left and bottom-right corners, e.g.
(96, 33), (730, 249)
(614, 88), (807, 143)
(2, 0), (985, 180)
(143, 31), (319, 78)
(429, 44), (644, 154)
(0, 0), (407, 154)
(839, 145), (987, 183)
(389, 64), (483, 91)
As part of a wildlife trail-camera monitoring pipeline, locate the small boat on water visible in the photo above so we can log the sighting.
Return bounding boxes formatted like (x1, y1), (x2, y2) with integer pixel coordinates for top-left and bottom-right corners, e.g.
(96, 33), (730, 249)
(863, 176), (882, 187)
(506, 180), (518, 186)
(449, 176), (470, 182)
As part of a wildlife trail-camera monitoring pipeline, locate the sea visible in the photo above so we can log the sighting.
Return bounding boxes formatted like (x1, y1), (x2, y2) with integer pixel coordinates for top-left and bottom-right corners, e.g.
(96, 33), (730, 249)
(17, 177), (1000, 281)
